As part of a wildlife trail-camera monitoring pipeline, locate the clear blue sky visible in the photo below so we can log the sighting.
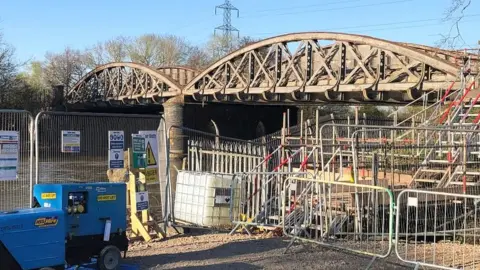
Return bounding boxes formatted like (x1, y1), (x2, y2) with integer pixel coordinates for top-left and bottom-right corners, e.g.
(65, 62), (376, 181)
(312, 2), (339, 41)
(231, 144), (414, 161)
(1, 0), (479, 63)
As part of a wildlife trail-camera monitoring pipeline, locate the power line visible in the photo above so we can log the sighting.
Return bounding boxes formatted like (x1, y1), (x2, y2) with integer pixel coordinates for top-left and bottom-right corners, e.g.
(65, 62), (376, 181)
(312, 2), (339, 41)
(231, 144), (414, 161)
(173, 0), (364, 33)
(242, 14), (480, 40)
(176, 0), (366, 31)
(241, 0), (364, 14)
(239, 0), (414, 19)
(214, 0), (240, 53)
(174, 0), (411, 37)
(325, 13), (480, 32)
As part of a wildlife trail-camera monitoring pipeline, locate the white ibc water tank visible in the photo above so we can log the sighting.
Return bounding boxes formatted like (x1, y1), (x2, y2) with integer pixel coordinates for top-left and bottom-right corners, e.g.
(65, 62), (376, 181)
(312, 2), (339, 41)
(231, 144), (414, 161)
(174, 171), (235, 227)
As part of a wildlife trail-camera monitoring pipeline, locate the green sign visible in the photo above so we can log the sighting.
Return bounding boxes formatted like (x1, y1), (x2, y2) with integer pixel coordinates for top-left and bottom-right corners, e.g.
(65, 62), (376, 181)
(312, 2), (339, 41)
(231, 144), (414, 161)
(132, 134), (146, 169)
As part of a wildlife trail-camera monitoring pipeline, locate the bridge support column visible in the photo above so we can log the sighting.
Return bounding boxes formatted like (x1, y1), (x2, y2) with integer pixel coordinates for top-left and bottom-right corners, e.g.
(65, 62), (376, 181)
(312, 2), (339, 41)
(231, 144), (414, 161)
(163, 96), (185, 214)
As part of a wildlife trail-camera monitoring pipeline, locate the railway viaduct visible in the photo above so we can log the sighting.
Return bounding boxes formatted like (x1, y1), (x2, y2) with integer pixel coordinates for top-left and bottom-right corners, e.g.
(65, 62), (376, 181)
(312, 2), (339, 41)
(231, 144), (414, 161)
(63, 32), (479, 139)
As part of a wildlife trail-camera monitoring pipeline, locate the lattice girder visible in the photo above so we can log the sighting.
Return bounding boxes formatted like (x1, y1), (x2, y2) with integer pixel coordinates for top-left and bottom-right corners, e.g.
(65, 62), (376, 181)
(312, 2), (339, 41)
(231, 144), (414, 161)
(184, 32), (469, 103)
(67, 62), (182, 104)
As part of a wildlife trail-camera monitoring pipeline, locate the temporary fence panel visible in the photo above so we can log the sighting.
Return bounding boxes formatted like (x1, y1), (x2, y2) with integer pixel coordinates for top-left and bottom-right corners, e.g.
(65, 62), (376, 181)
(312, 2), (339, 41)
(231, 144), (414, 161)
(283, 177), (394, 259)
(317, 122), (411, 186)
(174, 171), (234, 228)
(396, 189), (480, 270)
(0, 110), (34, 211)
(350, 126), (480, 191)
(168, 126), (268, 174)
(35, 111), (161, 184)
(157, 117), (169, 223)
(165, 126), (271, 225)
(34, 112), (163, 221)
(230, 171), (312, 234)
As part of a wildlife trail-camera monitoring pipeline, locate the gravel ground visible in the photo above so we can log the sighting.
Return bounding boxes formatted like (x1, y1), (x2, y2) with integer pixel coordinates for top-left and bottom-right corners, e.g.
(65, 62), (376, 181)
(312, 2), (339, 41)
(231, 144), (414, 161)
(125, 231), (413, 270)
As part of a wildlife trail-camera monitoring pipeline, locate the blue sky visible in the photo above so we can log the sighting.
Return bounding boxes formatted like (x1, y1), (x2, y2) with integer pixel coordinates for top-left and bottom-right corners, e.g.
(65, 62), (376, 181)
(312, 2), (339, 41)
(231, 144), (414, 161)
(1, 0), (479, 63)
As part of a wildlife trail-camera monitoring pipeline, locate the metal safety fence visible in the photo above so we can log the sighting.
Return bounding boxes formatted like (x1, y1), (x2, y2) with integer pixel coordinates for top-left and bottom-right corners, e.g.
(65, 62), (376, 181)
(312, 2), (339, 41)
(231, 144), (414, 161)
(34, 111), (164, 222)
(316, 124), (480, 192)
(0, 110), (34, 211)
(164, 126), (270, 225)
(183, 127), (267, 174)
(35, 111), (161, 184)
(282, 177), (395, 260)
(350, 126), (480, 191)
(396, 189), (480, 270)
(229, 171), (312, 235)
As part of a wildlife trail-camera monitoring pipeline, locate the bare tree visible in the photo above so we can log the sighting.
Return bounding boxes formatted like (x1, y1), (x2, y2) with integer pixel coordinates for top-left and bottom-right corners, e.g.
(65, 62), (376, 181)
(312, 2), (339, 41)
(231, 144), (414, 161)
(84, 42), (105, 68)
(437, 0), (472, 48)
(127, 34), (159, 65)
(3, 75), (43, 112)
(206, 35), (235, 61)
(127, 34), (191, 67)
(104, 36), (129, 63)
(84, 36), (129, 68)
(185, 45), (212, 70)
(206, 35), (261, 62)
(156, 35), (190, 66)
(0, 33), (19, 104)
(43, 47), (88, 89)
(237, 36), (260, 49)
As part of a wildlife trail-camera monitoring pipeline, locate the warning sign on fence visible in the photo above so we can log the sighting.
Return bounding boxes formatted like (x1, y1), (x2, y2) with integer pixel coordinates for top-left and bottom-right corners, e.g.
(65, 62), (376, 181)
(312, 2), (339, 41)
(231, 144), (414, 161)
(146, 142), (157, 166)
(61, 130), (80, 153)
(139, 131), (158, 183)
(0, 131), (19, 181)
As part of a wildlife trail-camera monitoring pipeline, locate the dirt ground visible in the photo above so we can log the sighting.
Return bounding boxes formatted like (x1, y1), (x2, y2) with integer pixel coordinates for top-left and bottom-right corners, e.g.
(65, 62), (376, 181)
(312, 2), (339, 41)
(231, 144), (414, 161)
(124, 230), (412, 270)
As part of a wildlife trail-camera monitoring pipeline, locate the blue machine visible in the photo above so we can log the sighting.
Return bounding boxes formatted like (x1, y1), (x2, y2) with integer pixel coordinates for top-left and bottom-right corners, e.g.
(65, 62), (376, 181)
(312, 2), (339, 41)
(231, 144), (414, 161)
(0, 208), (65, 269)
(0, 182), (129, 270)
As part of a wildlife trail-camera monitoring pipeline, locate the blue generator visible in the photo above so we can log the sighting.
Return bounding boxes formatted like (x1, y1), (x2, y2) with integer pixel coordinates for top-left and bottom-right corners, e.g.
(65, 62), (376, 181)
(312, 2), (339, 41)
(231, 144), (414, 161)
(0, 182), (129, 270)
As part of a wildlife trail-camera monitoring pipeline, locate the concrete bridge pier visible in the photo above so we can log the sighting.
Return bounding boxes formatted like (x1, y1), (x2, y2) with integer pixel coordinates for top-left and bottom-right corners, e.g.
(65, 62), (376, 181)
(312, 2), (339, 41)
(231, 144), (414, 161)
(162, 96), (185, 210)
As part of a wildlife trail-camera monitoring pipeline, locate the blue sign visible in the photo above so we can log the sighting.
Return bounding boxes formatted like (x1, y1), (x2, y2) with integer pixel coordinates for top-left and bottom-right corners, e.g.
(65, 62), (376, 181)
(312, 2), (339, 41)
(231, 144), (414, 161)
(136, 191), (149, 212)
(108, 131), (125, 169)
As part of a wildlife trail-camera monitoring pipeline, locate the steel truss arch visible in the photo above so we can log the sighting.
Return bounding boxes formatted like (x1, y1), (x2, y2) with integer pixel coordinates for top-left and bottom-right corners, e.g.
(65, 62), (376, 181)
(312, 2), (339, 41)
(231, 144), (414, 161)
(67, 62), (182, 104)
(183, 32), (466, 103)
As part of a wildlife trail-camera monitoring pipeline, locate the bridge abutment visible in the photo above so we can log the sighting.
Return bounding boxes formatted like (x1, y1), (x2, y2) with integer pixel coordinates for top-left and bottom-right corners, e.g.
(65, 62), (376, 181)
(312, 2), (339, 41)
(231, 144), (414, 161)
(163, 96), (185, 203)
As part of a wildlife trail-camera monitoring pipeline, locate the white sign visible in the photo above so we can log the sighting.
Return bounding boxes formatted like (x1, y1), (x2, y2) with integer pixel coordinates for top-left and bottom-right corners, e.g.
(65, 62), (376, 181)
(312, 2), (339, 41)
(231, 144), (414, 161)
(138, 131), (158, 169)
(136, 191), (149, 212)
(407, 197), (418, 207)
(61, 131), (80, 153)
(108, 131), (124, 169)
(0, 131), (19, 181)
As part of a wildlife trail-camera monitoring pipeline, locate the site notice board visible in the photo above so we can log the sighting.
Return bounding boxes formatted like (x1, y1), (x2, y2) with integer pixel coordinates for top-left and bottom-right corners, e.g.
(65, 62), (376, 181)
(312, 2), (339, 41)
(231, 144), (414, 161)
(0, 131), (19, 181)
(132, 134), (146, 169)
(138, 131), (158, 183)
(61, 131), (80, 153)
(108, 131), (125, 169)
